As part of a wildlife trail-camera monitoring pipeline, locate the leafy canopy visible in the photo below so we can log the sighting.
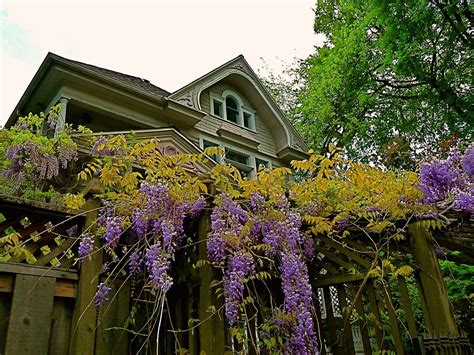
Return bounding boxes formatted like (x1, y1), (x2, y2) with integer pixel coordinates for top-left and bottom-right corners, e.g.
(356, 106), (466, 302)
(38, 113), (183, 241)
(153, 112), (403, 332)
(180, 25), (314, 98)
(263, 0), (473, 167)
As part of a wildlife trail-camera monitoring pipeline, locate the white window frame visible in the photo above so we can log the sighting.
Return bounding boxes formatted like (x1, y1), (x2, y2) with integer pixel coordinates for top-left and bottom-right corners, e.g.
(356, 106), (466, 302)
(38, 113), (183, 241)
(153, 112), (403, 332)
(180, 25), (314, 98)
(242, 107), (256, 130)
(209, 90), (256, 131)
(210, 93), (224, 118)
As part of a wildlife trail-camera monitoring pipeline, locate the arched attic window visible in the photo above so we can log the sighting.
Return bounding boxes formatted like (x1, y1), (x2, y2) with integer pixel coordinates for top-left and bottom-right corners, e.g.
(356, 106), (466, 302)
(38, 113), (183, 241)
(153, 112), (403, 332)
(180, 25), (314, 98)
(225, 96), (239, 124)
(210, 90), (255, 130)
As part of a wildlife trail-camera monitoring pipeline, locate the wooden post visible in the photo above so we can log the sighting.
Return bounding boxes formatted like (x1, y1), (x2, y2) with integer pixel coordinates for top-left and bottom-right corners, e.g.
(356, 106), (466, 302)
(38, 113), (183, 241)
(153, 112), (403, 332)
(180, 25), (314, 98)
(197, 211), (226, 354)
(69, 199), (103, 355)
(95, 281), (130, 355)
(409, 223), (458, 337)
(322, 286), (340, 355)
(4, 274), (55, 354)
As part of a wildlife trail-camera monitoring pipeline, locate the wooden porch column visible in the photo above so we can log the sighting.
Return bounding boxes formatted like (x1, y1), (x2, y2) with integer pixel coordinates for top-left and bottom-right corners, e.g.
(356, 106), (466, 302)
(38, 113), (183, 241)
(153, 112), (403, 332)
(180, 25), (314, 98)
(55, 97), (69, 135)
(409, 223), (458, 336)
(197, 210), (226, 354)
(69, 199), (103, 355)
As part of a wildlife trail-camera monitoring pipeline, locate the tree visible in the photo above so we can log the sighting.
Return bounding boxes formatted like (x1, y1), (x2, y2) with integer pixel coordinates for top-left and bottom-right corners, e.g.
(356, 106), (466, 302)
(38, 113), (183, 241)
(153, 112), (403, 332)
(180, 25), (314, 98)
(265, 0), (473, 167)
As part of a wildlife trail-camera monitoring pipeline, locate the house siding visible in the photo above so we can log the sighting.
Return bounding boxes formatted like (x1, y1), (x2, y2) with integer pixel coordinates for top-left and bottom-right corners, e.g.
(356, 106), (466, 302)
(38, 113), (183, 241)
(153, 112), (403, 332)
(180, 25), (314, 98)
(196, 83), (277, 157)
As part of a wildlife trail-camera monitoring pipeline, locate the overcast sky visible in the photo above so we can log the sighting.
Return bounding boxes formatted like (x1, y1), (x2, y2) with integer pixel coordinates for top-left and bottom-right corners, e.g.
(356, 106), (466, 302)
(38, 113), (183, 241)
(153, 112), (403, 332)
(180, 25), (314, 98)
(1, 0), (322, 126)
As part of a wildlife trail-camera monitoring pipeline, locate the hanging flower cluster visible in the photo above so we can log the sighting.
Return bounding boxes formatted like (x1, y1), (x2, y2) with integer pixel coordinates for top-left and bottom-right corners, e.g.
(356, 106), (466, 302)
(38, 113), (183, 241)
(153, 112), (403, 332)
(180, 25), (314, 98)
(3, 112), (472, 354)
(208, 191), (319, 353)
(419, 146), (473, 214)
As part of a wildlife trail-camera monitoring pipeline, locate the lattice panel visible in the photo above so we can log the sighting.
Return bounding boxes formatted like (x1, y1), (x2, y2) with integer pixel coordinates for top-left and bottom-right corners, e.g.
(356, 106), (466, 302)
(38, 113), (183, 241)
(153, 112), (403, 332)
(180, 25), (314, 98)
(0, 204), (83, 269)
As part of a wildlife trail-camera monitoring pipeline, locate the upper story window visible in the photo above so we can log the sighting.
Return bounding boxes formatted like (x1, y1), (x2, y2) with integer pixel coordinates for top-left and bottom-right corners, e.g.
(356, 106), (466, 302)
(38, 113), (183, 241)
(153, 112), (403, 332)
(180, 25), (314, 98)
(225, 96), (239, 123)
(210, 90), (255, 130)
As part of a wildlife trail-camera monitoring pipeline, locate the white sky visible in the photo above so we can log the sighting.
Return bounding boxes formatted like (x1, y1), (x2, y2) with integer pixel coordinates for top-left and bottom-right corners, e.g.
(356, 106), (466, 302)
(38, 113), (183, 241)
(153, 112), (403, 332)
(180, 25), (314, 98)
(1, 0), (322, 126)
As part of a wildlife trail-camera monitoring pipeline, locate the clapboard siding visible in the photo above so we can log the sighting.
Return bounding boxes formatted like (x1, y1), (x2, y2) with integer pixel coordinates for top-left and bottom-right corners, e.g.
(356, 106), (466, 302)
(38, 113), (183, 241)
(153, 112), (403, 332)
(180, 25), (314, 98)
(197, 83), (278, 157)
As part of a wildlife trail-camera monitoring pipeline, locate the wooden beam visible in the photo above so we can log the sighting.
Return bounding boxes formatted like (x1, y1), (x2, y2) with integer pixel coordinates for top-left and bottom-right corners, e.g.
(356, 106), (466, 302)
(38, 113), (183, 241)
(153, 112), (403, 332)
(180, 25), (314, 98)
(314, 245), (356, 271)
(366, 281), (384, 350)
(397, 276), (418, 338)
(95, 282), (130, 355)
(0, 274), (76, 298)
(323, 286), (340, 355)
(69, 199), (102, 355)
(352, 285), (373, 354)
(312, 273), (365, 288)
(197, 211), (226, 354)
(0, 262), (78, 280)
(5, 274), (55, 354)
(336, 285), (355, 355)
(381, 286), (404, 354)
(319, 236), (372, 269)
(409, 223), (458, 336)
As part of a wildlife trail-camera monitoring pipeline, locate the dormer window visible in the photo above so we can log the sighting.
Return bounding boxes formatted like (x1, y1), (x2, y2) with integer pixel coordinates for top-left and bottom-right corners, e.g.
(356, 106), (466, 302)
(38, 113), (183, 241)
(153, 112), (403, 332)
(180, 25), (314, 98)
(210, 90), (255, 130)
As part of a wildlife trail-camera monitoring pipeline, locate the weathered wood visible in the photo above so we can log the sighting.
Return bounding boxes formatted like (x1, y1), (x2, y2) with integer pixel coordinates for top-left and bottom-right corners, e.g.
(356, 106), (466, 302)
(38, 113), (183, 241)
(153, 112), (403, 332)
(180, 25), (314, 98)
(366, 281), (384, 350)
(398, 276), (418, 338)
(409, 223), (458, 336)
(95, 281), (131, 355)
(48, 298), (73, 354)
(0, 262), (79, 280)
(315, 245), (355, 271)
(313, 289), (327, 355)
(381, 286), (404, 354)
(352, 287), (372, 355)
(35, 236), (76, 266)
(5, 274), (55, 355)
(319, 236), (372, 268)
(313, 272), (365, 288)
(312, 259), (339, 275)
(197, 211), (226, 354)
(69, 199), (102, 355)
(414, 272), (434, 336)
(0, 292), (12, 355)
(0, 274), (76, 298)
(336, 285), (355, 355)
(323, 286), (340, 355)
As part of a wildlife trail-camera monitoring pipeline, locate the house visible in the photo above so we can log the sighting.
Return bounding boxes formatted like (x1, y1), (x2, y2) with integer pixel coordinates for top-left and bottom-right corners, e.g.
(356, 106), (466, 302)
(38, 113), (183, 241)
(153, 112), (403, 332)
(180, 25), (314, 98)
(6, 53), (308, 176)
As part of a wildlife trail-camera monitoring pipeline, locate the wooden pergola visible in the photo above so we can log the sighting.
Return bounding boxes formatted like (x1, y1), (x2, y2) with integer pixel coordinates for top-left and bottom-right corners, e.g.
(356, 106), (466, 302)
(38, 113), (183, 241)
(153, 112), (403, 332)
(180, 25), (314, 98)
(0, 196), (472, 354)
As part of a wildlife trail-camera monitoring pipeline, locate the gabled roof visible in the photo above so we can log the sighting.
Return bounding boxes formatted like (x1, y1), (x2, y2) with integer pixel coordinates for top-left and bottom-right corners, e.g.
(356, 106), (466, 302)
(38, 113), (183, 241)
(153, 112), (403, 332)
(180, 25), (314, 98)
(169, 55), (309, 155)
(62, 55), (170, 98)
(5, 52), (172, 127)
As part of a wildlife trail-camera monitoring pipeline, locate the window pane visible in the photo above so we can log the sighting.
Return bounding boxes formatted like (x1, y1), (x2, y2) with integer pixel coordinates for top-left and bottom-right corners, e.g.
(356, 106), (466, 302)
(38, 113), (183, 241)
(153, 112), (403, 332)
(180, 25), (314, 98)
(255, 158), (269, 169)
(225, 149), (248, 165)
(226, 97), (238, 110)
(243, 112), (253, 129)
(225, 97), (239, 123)
(213, 100), (223, 117)
(203, 140), (219, 162)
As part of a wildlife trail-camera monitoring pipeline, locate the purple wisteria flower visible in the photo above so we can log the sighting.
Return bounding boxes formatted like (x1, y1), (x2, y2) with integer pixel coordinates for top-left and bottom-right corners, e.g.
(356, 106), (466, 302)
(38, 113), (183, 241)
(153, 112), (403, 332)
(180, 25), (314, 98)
(66, 225), (78, 237)
(94, 282), (112, 308)
(191, 196), (206, 219)
(461, 146), (474, 181)
(335, 217), (349, 233)
(208, 194), (249, 263)
(249, 193), (264, 213)
(419, 155), (464, 203)
(146, 244), (173, 292)
(104, 215), (124, 248)
(78, 234), (94, 257)
(279, 251), (318, 354)
(454, 190), (474, 214)
(128, 249), (142, 276)
(223, 252), (254, 325)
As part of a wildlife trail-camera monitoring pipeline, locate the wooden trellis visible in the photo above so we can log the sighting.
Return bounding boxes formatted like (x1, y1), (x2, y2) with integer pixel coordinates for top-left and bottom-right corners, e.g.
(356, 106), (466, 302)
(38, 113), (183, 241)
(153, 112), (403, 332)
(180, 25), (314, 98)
(310, 224), (472, 354)
(0, 197), (472, 354)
